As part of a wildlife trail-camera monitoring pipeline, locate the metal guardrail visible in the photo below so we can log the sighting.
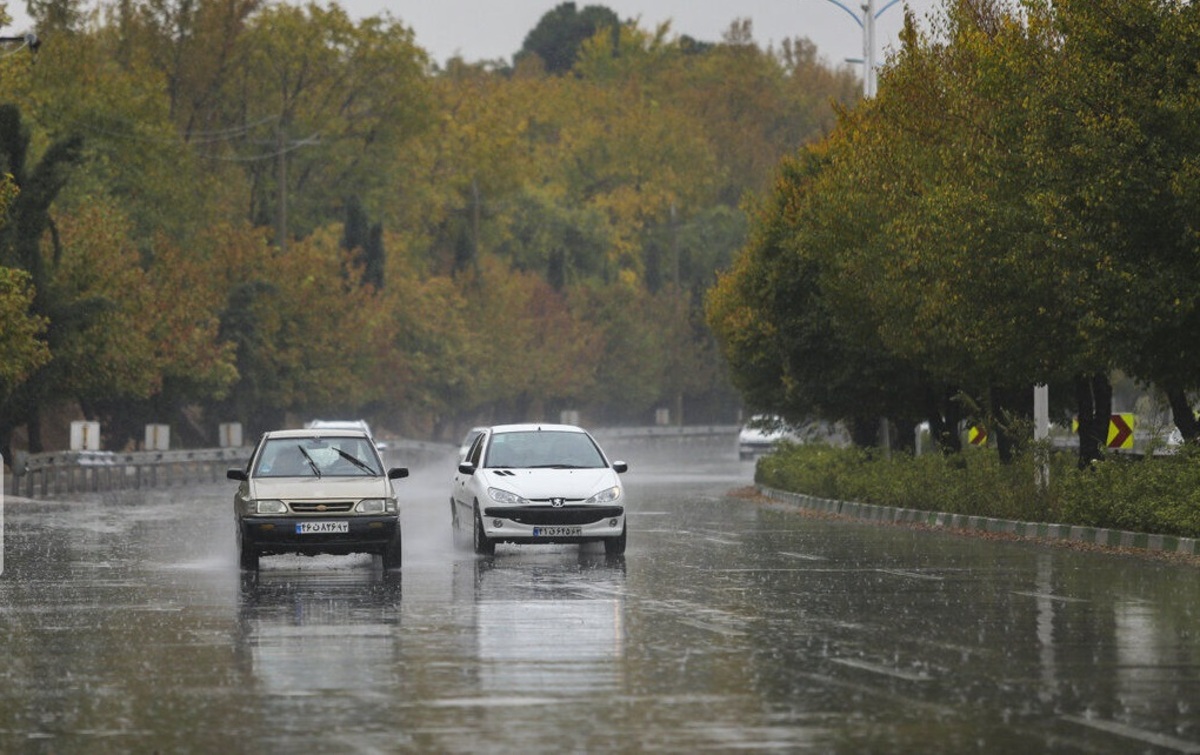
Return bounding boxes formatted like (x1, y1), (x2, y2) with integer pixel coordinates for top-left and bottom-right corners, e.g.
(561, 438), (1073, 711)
(592, 424), (739, 437)
(8, 447), (253, 498)
(4, 426), (741, 499)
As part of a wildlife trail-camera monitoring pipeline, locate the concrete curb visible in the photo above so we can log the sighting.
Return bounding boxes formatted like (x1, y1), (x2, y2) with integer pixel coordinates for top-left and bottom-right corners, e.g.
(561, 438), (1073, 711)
(756, 485), (1199, 557)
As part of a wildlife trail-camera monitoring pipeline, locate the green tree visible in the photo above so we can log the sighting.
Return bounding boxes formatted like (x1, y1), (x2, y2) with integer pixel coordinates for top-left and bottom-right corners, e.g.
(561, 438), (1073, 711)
(1027, 0), (1200, 444)
(210, 225), (381, 436)
(0, 104), (87, 455)
(516, 2), (620, 75)
(0, 267), (51, 407)
(221, 3), (431, 244)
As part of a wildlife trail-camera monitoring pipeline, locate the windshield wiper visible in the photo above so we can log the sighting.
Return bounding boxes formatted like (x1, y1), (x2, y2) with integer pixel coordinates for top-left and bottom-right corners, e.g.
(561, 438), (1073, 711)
(334, 448), (375, 474)
(297, 446), (322, 477)
(529, 463), (589, 469)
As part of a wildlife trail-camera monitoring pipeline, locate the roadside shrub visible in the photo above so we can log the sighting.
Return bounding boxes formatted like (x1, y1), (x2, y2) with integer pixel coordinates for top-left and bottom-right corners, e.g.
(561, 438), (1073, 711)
(1057, 446), (1200, 537)
(756, 442), (1200, 538)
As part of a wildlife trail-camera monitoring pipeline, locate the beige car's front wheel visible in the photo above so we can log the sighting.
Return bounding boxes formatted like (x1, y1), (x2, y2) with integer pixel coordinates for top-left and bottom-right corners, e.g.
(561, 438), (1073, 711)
(237, 527), (259, 570)
(381, 529), (402, 570)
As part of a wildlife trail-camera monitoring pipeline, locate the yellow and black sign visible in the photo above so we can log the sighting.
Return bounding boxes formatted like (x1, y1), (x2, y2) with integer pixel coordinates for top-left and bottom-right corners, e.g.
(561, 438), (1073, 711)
(1071, 413), (1135, 449)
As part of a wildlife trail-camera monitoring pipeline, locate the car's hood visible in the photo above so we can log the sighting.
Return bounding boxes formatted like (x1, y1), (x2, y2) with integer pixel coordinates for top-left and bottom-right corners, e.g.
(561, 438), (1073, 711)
(482, 468), (619, 501)
(248, 476), (392, 500)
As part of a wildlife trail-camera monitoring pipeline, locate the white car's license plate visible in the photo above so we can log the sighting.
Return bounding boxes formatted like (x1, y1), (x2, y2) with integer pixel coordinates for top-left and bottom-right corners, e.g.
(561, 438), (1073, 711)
(533, 526), (582, 537)
(296, 521), (349, 534)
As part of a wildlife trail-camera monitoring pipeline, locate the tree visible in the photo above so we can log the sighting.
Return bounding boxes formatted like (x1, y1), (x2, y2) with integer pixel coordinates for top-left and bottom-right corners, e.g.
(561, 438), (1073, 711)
(706, 145), (935, 449)
(0, 267), (51, 408)
(211, 225), (380, 437)
(221, 3), (431, 243)
(0, 104), (88, 455)
(111, 0), (261, 136)
(516, 2), (620, 75)
(1027, 0), (1200, 446)
(342, 195), (384, 290)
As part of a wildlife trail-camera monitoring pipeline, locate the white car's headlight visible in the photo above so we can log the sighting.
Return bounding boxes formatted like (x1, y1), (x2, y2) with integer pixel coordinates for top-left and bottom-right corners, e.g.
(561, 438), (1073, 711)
(586, 486), (622, 504)
(254, 499), (287, 514)
(355, 498), (394, 514)
(488, 487), (529, 505)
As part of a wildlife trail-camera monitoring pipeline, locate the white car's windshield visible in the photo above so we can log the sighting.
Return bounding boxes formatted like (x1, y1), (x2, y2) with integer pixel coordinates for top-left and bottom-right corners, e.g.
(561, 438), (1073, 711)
(484, 430), (606, 469)
(254, 436), (383, 478)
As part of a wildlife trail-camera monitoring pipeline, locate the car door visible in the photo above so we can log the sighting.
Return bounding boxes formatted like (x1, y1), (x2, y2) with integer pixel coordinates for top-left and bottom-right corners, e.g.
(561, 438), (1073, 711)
(452, 430), (488, 517)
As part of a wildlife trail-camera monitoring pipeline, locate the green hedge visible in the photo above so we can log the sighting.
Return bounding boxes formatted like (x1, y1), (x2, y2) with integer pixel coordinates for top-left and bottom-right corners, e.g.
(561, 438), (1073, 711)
(756, 442), (1200, 538)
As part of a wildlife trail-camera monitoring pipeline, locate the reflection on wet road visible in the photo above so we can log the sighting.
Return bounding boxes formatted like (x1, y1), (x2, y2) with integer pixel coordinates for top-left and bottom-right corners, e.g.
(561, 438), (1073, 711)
(2, 446), (1199, 752)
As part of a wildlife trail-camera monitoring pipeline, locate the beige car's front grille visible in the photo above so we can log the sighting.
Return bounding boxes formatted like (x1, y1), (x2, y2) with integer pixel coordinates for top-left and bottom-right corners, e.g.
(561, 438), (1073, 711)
(289, 501), (355, 513)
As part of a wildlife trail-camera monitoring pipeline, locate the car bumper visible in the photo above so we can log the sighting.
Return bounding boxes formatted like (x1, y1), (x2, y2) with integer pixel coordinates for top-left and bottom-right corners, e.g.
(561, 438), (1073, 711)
(739, 442), (776, 457)
(480, 505), (624, 544)
(239, 515), (399, 556)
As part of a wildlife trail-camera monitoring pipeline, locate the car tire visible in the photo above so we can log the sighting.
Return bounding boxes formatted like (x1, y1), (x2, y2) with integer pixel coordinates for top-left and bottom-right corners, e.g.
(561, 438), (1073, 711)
(381, 529), (402, 570)
(604, 523), (627, 556)
(238, 533), (259, 571)
(473, 507), (495, 556)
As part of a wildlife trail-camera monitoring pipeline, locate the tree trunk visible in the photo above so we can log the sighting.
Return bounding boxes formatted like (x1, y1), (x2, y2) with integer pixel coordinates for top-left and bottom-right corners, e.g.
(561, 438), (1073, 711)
(989, 386), (1015, 464)
(1166, 387), (1199, 443)
(926, 386), (963, 454)
(848, 416), (879, 448)
(892, 418), (917, 454)
(1074, 372), (1112, 468)
(989, 385), (1034, 465)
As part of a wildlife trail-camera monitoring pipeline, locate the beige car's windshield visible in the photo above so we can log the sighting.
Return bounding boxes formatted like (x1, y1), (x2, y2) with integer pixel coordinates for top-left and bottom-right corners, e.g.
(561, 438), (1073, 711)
(254, 436), (383, 477)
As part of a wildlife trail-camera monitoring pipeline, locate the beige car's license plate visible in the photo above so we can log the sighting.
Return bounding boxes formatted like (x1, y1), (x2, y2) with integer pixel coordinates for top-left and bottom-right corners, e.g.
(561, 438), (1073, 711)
(296, 521), (349, 534)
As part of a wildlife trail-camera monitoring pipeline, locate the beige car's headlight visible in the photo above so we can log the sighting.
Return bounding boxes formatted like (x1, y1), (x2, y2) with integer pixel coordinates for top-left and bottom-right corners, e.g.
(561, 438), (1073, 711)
(355, 498), (394, 514)
(254, 499), (287, 514)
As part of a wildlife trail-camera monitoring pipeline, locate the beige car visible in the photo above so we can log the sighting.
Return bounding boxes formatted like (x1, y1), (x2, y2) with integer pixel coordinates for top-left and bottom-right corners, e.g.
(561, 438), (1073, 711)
(227, 428), (408, 570)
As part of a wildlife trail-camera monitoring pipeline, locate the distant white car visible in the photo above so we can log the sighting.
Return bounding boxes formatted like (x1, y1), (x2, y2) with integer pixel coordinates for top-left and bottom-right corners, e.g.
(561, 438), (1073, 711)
(737, 415), (797, 460)
(305, 419), (388, 453)
(451, 424), (628, 556)
(458, 426), (487, 460)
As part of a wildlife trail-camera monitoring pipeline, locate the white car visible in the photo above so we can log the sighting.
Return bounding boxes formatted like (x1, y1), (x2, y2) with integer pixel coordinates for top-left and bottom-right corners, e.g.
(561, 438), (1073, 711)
(305, 419), (388, 453)
(458, 426), (487, 460)
(737, 415), (797, 460)
(451, 424), (628, 556)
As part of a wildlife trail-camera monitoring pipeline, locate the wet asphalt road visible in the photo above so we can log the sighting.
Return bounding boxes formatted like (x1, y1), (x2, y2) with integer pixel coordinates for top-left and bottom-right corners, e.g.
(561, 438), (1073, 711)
(1, 444), (1199, 753)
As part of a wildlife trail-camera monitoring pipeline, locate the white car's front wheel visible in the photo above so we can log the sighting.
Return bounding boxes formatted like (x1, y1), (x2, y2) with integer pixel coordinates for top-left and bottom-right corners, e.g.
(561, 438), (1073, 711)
(473, 506), (495, 556)
(604, 523), (627, 556)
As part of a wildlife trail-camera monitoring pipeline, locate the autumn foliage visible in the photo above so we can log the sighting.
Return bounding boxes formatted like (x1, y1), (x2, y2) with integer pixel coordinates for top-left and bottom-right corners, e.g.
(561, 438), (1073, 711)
(0, 2), (859, 454)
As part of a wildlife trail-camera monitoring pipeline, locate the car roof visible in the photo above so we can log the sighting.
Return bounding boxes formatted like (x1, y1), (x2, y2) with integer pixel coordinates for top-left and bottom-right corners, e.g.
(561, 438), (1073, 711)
(486, 423), (588, 435)
(263, 428), (371, 439)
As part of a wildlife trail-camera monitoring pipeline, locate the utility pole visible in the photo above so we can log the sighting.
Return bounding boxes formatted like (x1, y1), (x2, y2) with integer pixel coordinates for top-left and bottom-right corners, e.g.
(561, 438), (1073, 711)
(276, 123), (288, 252)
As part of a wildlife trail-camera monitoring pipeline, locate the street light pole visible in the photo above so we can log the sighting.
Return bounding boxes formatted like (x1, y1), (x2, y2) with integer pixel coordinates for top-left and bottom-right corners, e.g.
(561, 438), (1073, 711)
(819, 0), (901, 97)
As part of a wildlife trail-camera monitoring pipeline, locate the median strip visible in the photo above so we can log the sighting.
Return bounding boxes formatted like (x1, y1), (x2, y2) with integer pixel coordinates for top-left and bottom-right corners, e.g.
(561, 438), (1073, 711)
(755, 485), (1200, 560)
